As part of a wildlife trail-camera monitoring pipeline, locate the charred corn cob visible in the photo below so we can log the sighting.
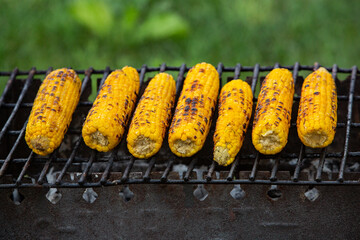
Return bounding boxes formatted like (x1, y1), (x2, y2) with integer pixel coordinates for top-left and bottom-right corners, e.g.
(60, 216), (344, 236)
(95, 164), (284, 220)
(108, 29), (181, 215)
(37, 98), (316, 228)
(252, 68), (294, 155)
(213, 80), (253, 166)
(82, 66), (139, 152)
(25, 68), (82, 156)
(127, 73), (176, 158)
(297, 67), (337, 148)
(168, 62), (219, 157)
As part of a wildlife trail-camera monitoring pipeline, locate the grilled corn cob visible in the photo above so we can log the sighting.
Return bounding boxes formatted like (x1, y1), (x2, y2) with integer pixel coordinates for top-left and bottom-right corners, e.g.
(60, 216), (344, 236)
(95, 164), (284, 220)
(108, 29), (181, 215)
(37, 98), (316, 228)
(168, 62), (219, 157)
(127, 73), (176, 158)
(297, 67), (337, 148)
(25, 68), (82, 156)
(252, 68), (294, 155)
(82, 66), (139, 152)
(213, 80), (253, 166)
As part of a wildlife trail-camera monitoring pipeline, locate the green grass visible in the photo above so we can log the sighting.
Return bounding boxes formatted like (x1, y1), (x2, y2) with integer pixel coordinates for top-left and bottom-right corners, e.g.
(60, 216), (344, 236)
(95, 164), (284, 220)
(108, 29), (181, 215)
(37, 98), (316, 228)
(1, 0), (359, 71)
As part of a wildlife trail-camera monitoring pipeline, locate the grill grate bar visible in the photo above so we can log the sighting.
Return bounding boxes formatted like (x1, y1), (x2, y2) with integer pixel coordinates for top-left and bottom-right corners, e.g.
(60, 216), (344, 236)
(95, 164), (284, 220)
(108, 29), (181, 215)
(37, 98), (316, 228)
(143, 157), (156, 182)
(270, 159), (280, 181)
(121, 156), (135, 182)
(174, 64), (187, 101)
(234, 63), (242, 79)
(37, 150), (58, 184)
(338, 66), (357, 182)
(250, 64), (260, 93)
(2, 151), (360, 165)
(315, 148), (327, 182)
(55, 136), (82, 184)
(293, 144), (305, 182)
(184, 157), (197, 181)
(100, 152), (115, 184)
(0, 120), (28, 177)
(206, 162), (216, 181)
(159, 63), (167, 72)
(78, 150), (95, 185)
(160, 158), (174, 182)
(248, 64), (261, 180)
(0, 68), (35, 143)
(249, 153), (260, 181)
(15, 151), (34, 186)
(227, 157), (239, 181)
(291, 62), (304, 182)
(0, 68), (18, 107)
(2, 179), (360, 188)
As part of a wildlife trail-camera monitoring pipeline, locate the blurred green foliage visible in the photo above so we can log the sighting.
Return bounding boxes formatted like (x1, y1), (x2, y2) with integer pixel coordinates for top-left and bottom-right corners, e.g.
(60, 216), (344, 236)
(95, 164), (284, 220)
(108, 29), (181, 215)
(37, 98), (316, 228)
(0, 0), (360, 70)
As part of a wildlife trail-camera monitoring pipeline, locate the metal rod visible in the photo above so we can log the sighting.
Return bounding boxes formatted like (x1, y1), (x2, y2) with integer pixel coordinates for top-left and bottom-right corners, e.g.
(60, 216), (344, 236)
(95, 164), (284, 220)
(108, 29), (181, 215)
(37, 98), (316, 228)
(15, 151), (34, 186)
(0, 120), (28, 177)
(98, 66), (111, 91)
(78, 150), (95, 185)
(292, 62), (300, 86)
(270, 159), (280, 181)
(315, 148), (327, 182)
(313, 62), (320, 70)
(160, 158), (174, 182)
(2, 178), (360, 189)
(2, 150), (360, 165)
(206, 162), (216, 181)
(121, 156), (135, 182)
(250, 64), (260, 93)
(100, 152), (115, 184)
(55, 136), (82, 184)
(234, 63), (242, 79)
(175, 64), (187, 101)
(249, 153), (260, 181)
(338, 66), (357, 182)
(0, 68), (18, 107)
(184, 158), (197, 181)
(227, 157), (240, 181)
(37, 150), (58, 184)
(143, 157), (156, 182)
(160, 63), (166, 72)
(0, 68), (36, 143)
(293, 144), (305, 182)
(80, 67), (94, 95)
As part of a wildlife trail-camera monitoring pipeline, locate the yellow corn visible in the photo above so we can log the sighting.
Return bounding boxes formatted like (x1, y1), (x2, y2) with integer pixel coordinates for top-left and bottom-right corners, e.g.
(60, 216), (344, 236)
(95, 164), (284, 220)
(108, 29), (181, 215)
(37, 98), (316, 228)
(168, 62), (219, 157)
(25, 68), (82, 156)
(127, 73), (176, 158)
(252, 68), (294, 155)
(82, 66), (139, 152)
(213, 79), (253, 166)
(297, 67), (337, 148)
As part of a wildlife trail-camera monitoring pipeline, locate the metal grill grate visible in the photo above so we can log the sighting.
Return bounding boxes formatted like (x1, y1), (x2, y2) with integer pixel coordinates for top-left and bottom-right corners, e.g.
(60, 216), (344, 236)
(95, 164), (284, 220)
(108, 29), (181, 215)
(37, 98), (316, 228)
(0, 63), (359, 188)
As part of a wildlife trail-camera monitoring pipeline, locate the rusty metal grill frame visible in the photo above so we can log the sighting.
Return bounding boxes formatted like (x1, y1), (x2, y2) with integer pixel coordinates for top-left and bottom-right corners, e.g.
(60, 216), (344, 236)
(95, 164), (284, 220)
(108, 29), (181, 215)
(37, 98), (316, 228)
(0, 63), (359, 188)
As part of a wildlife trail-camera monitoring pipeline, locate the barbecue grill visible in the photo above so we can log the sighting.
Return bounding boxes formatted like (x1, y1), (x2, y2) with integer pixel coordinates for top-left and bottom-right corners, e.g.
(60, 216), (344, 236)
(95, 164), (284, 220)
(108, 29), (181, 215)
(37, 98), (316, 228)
(1, 63), (360, 239)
